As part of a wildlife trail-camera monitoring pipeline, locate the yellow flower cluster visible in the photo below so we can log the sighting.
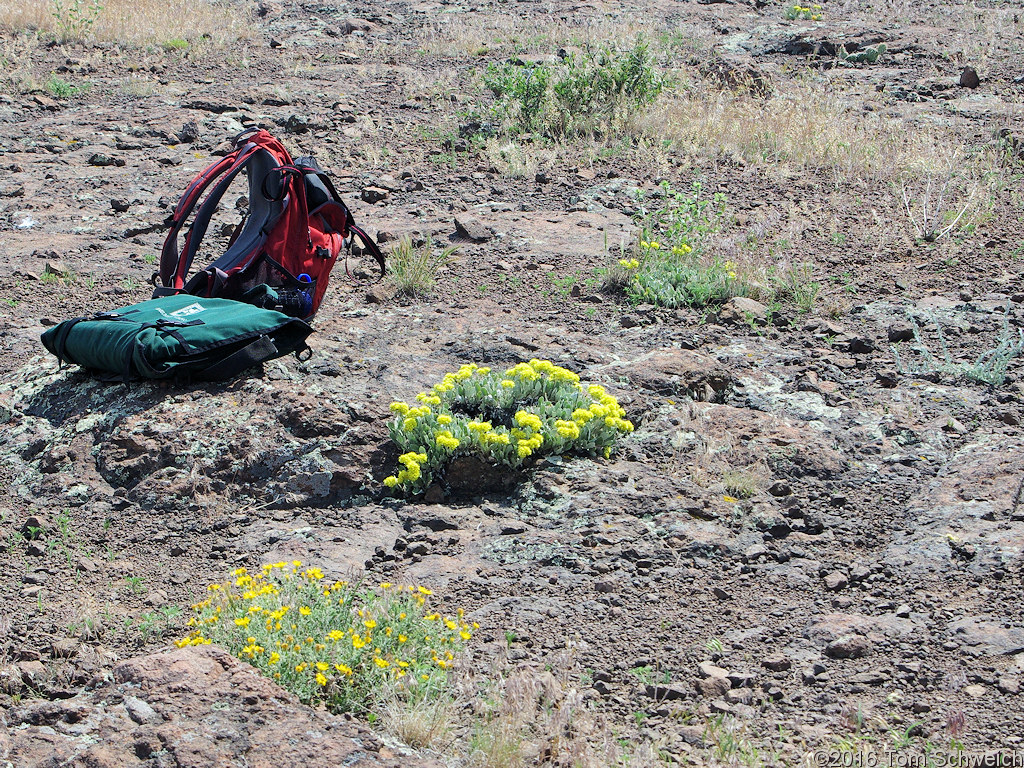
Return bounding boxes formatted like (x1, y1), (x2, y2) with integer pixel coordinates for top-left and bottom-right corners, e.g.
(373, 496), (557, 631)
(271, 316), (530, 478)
(396, 404), (432, 432)
(786, 3), (822, 19)
(514, 410), (543, 431)
(640, 240), (661, 250)
(526, 359), (580, 384)
(175, 563), (475, 714)
(504, 359), (580, 385)
(514, 433), (544, 458)
(583, 385), (634, 433)
(554, 419), (580, 439)
(671, 243), (693, 257)
(618, 258), (640, 270)
(432, 362), (492, 394)
(724, 260), (738, 280)
(505, 361), (541, 382)
(383, 451), (427, 488)
(435, 430), (460, 450)
(384, 359), (633, 493)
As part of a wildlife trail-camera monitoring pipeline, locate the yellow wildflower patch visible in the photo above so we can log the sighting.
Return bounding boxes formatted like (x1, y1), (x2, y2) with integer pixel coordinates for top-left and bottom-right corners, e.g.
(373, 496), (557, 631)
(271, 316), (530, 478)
(177, 562), (474, 717)
(384, 360), (633, 494)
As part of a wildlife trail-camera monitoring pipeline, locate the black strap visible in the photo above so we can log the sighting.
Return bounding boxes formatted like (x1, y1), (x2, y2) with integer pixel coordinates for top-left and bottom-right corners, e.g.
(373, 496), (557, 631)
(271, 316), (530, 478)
(349, 222), (387, 280)
(232, 127), (261, 146)
(152, 285), (186, 298)
(197, 335), (278, 380)
(301, 167), (386, 280)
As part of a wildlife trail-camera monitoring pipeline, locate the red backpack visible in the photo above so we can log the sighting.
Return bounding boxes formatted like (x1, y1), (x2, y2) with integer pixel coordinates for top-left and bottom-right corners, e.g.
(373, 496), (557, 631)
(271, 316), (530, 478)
(153, 129), (384, 319)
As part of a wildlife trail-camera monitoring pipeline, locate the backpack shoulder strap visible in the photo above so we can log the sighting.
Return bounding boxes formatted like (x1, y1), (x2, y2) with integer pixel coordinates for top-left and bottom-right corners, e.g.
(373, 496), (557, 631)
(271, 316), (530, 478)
(155, 132), (286, 295)
(178, 150), (293, 286)
(156, 144), (257, 293)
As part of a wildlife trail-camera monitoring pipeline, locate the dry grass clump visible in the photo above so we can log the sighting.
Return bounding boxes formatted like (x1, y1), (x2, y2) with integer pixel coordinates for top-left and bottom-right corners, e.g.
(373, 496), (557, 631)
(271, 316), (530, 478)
(387, 235), (458, 298)
(0, 0), (251, 46)
(415, 13), (665, 58)
(382, 695), (454, 750)
(644, 69), (1013, 245)
(484, 138), (542, 179)
(643, 73), (991, 186)
(431, 659), (669, 768)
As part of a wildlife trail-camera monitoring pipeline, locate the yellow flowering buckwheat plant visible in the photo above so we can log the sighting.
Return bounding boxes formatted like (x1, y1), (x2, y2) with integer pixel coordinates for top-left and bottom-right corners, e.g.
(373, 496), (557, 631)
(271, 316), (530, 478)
(384, 359), (634, 494)
(784, 3), (823, 20)
(622, 181), (767, 308)
(176, 562), (473, 715)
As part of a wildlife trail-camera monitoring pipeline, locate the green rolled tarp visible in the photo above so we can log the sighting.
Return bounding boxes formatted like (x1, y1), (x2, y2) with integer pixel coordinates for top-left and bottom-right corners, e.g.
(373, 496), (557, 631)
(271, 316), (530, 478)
(41, 294), (312, 381)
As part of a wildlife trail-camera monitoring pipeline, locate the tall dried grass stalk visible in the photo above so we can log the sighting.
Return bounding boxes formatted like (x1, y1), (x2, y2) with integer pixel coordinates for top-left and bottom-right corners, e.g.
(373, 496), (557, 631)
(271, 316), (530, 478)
(0, 0), (251, 46)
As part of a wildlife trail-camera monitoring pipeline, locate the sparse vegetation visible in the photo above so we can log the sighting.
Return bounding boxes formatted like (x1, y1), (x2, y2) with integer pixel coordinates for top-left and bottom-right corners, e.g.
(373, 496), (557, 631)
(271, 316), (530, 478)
(0, 0), (249, 46)
(783, 4), (823, 21)
(44, 74), (87, 98)
(773, 262), (821, 313)
(162, 36), (188, 51)
(899, 170), (979, 243)
(483, 37), (665, 138)
(387, 234), (458, 297)
(51, 0), (103, 42)
(613, 181), (766, 308)
(839, 42), (887, 64)
(892, 310), (1024, 386)
(135, 605), (181, 644)
(704, 713), (779, 765)
(722, 468), (760, 499)
(642, 73), (1005, 190)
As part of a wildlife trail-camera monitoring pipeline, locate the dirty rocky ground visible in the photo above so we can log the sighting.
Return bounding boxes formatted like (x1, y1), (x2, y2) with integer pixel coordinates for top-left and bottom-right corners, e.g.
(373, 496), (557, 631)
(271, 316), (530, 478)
(1, 0), (1024, 765)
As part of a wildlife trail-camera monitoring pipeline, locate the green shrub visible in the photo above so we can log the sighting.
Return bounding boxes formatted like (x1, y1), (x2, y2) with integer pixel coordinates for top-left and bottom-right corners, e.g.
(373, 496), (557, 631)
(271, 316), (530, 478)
(483, 62), (550, 134)
(388, 235), (458, 297)
(625, 257), (752, 308)
(176, 562), (472, 715)
(483, 37), (664, 138)
(163, 37), (189, 51)
(385, 360), (633, 494)
(550, 40), (664, 136)
(45, 75), (87, 99)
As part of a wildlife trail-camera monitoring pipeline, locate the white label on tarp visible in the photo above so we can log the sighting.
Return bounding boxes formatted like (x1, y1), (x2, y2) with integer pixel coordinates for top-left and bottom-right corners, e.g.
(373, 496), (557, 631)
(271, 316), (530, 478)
(158, 302), (207, 318)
